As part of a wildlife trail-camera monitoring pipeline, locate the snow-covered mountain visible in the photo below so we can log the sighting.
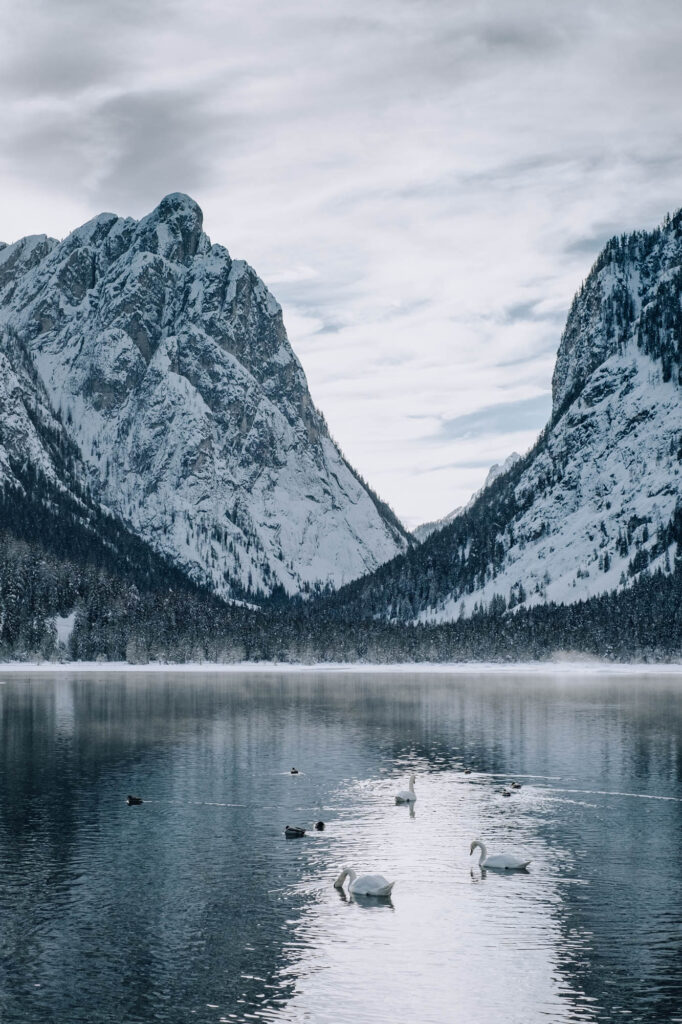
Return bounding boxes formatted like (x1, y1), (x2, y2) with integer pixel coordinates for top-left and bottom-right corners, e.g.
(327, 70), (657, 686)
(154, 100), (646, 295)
(413, 453), (521, 542)
(327, 210), (682, 623)
(0, 194), (408, 599)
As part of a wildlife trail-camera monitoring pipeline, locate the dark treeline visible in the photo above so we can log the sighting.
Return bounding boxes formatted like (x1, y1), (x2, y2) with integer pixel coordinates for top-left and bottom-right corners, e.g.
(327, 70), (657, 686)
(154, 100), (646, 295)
(1, 448), (681, 664)
(1, 479), (681, 663)
(0, 466), (247, 662)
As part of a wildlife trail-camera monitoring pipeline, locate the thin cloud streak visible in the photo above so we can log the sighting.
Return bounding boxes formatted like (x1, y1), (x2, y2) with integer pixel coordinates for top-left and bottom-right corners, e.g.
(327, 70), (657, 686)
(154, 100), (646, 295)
(1, 0), (682, 526)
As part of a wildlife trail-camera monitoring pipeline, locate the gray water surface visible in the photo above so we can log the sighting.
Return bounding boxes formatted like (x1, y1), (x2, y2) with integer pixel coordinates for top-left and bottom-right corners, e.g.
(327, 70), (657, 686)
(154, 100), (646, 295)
(0, 669), (681, 1023)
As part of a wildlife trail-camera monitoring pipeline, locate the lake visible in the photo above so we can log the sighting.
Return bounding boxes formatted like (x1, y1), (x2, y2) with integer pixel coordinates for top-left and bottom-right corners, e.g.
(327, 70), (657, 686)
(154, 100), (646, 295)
(0, 668), (681, 1023)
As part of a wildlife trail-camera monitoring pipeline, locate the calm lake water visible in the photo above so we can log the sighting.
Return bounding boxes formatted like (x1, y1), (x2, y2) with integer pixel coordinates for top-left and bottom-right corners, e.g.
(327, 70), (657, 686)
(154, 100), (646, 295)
(1, 668), (681, 1023)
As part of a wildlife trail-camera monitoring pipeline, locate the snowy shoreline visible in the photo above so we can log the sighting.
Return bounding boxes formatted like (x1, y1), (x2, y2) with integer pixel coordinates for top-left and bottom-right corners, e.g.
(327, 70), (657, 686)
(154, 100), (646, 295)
(1, 660), (682, 677)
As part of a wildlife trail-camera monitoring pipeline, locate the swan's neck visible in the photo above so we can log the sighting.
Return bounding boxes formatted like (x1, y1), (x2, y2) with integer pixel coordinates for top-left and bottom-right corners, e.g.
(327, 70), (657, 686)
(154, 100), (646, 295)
(474, 841), (487, 864)
(334, 867), (356, 889)
(409, 777), (415, 793)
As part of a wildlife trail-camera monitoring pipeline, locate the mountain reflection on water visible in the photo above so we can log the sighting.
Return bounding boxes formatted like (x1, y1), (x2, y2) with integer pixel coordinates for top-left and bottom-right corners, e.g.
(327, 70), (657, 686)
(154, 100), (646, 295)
(0, 670), (681, 1023)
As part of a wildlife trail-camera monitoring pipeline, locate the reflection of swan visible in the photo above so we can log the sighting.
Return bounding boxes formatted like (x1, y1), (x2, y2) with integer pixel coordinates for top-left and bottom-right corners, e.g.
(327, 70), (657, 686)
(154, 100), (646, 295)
(395, 774), (417, 804)
(335, 887), (394, 909)
(351, 891), (394, 909)
(409, 803), (416, 819)
(334, 866), (395, 896)
(470, 839), (530, 870)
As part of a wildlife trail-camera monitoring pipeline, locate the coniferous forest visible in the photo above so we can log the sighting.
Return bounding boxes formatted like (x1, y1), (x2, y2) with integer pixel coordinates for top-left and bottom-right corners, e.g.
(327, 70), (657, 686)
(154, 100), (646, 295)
(1, 459), (681, 664)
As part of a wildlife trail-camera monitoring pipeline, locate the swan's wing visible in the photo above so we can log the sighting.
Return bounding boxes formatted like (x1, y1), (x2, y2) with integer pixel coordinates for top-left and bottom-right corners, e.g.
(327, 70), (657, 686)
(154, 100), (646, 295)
(486, 854), (530, 869)
(351, 874), (393, 895)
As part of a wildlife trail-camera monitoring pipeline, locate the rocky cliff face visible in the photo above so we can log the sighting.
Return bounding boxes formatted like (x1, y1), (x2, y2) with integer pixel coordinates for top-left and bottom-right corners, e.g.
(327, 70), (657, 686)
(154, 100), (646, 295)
(551, 216), (682, 410)
(0, 194), (408, 598)
(326, 210), (682, 623)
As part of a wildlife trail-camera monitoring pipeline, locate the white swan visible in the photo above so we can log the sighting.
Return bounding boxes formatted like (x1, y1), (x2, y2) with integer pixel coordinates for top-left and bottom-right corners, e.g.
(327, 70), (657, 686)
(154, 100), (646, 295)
(334, 866), (395, 897)
(470, 839), (530, 871)
(395, 774), (417, 804)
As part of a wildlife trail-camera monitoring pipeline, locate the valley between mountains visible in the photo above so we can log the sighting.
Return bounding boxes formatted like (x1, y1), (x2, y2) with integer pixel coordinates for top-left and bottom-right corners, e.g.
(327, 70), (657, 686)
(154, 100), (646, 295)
(0, 197), (680, 662)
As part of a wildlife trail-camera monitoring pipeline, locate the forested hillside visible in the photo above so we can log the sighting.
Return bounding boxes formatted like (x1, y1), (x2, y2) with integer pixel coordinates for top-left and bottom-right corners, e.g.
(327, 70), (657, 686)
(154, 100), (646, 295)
(2, 463), (681, 663)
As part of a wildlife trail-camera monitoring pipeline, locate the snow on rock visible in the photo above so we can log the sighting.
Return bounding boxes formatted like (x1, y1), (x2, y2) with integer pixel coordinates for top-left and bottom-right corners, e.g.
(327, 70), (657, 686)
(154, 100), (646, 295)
(419, 344), (680, 622)
(0, 345), (70, 491)
(0, 194), (408, 598)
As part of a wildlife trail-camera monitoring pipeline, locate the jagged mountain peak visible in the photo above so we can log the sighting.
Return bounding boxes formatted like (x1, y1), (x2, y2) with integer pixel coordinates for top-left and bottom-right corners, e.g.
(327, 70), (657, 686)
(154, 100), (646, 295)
(0, 195), (409, 599)
(154, 191), (202, 222)
(133, 192), (206, 264)
(0, 234), (58, 292)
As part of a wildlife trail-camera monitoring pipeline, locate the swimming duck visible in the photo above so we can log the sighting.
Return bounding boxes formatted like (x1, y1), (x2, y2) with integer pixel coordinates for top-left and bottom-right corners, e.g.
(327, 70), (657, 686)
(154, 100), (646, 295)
(500, 788), (512, 797)
(290, 768), (299, 775)
(285, 825), (306, 838)
(126, 795), (143, 806)
(511, 781), (522, 789)
(314, 821), (325, 831)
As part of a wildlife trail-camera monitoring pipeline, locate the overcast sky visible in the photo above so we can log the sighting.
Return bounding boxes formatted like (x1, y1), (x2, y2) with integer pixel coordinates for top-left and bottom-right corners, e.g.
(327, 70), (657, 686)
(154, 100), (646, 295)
(2, 0), (682, 527)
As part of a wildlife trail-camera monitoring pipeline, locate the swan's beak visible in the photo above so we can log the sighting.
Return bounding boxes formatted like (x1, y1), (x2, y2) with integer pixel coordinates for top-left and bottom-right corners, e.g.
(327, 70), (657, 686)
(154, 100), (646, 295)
(469, 841), (475, 854)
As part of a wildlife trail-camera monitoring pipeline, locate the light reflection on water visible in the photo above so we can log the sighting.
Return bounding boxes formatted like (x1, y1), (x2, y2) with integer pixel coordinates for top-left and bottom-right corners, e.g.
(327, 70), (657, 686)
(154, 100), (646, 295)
(0, 670), (681, 1023)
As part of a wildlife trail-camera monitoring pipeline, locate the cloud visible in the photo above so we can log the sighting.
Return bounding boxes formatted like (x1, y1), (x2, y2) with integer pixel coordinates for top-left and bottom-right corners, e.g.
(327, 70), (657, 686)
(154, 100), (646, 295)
(1, 0), (682, 525)
(90, 89), (229, 210)
(562, 226), (624, 260)
(436, 395), (553, 442)
(0, 0), (162, 98)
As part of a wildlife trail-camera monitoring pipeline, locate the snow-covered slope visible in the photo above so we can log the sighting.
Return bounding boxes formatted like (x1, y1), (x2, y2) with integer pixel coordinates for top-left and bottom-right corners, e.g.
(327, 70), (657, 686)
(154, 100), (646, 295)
(327, 210), (682, 624)
(413, 453), (521, 542)
(420, 343), (680, 622)
(0, 194), (408, 598)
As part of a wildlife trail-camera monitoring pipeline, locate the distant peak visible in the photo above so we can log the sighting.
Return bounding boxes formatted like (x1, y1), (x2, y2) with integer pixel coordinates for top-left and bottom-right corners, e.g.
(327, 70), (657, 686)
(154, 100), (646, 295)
(155, 192), (203, 224)
(136, 193), (205, 263)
